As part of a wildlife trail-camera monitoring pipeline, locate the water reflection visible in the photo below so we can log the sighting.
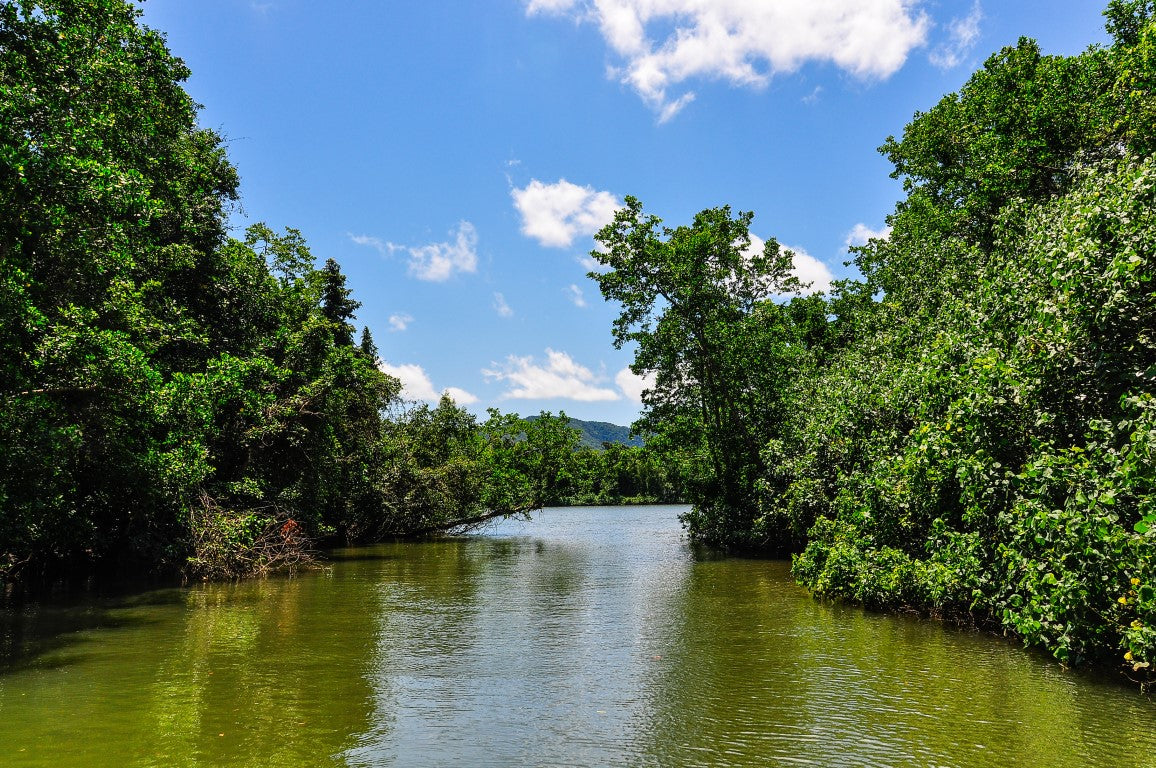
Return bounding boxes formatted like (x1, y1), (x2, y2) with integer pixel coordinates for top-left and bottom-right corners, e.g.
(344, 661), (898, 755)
(633, 555), (1156, 768)
(2, 506), (1155, 767)
(0, 566), (379, 767)
(345, 507), (1156, 768)
(346, 508), (695, 767)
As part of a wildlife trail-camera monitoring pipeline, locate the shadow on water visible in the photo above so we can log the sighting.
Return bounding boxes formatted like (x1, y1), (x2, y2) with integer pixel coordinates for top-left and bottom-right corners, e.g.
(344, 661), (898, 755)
(2, 555), (382, 767)
(0, 584), (188, 675)
(0, 563), (339, 677)
(0, 542), (396, 675)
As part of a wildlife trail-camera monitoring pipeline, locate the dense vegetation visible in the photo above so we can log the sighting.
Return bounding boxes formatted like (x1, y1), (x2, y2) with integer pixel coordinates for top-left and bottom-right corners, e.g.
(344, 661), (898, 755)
(593, 2), (1155, 681)
(0, 0), (679, 584)
(5, 0), (1152, 687)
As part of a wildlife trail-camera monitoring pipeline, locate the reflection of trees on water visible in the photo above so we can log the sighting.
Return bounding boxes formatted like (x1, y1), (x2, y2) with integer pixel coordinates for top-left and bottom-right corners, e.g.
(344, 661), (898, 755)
(0, 567), (379, 767)
(5, 509), (1155, 767)
(139, 575), (379, 767)
(630, 557), (1156, 768)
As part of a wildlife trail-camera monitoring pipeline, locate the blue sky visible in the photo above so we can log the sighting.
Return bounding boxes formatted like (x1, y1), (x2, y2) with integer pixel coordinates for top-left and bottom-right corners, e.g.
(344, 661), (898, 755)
(138, 0), (1111, 426)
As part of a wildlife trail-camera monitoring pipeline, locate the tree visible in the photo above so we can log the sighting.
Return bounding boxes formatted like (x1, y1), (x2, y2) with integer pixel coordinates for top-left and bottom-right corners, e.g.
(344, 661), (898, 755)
(777, 4), (1156, 677)
(319, 257), (359, 346)
(359, 327), (378, 361)
(1106, 0), (1156, 45)
(0, 0), (240, 576)
(589, 197), (804, 549)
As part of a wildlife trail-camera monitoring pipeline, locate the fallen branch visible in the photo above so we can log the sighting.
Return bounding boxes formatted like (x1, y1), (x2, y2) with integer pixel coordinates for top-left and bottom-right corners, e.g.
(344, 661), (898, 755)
(408, 505), (539, 536)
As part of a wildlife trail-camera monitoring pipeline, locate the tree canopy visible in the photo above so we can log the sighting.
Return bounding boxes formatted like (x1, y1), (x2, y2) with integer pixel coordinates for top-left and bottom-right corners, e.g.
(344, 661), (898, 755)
(0, 0), (606, 583)
(591, 1), (1156, 683)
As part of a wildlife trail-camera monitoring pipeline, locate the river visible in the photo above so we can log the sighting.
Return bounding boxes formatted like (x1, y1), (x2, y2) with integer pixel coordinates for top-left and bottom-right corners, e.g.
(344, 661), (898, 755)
(1, 505), (1154, 767)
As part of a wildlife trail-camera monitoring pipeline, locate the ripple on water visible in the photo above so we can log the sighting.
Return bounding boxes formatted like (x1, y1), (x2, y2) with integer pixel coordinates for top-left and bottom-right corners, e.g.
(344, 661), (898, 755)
(2, 506), (1155, 768)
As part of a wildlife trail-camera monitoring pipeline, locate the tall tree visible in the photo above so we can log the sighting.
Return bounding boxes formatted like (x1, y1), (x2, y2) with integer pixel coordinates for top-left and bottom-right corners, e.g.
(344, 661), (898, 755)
(319, 257), (359, 346)
(0, 0), (240, 574)
(589, 197), (805, 549)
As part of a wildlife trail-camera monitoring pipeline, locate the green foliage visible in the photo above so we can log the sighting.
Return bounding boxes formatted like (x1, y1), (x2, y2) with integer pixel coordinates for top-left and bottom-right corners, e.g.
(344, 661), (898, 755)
(776, 11), (1156, 680)
(550, 442), (686, 506)
(367, 402), (587, 536)
(0, 1), (582, 584)
(872, 36), (1117, 292)
(1106, 0), (1156, 46)
(787, 159), (1156, 671)
(577, 2), (1156, 684)
(0, 0), (239, 575)
(590, 198), (816, 551)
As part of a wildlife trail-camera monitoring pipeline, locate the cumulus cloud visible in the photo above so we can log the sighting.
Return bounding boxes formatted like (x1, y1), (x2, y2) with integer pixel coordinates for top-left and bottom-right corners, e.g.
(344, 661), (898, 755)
(930, 1), (982, 70)
(525, 0), (930, 120)
(786, 244), (834, 295)
(512, 179), (620, 248)
(390, 221), (478, 282)
(484, 348), (620, 402)
(379, 362), (478, 405)
(616, 367), (656, 403)
(567, 283), (587, 307)
(747, 234), (834, 296)
(494, 292), (514, 318)
(388, 313), (414, 332)
(845, 222), (892, 248)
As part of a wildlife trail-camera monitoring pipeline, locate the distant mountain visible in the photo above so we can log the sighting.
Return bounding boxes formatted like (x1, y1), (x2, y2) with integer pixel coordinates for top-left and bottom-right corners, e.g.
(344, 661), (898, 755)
(524, 415), (643, 449)
(568, 418), (643, 450)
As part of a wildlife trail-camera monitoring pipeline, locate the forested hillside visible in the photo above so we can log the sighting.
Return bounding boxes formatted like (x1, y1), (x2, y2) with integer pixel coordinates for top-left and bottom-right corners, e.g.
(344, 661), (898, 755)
(593, 1), (1155, 680)
(524, 416), (643, 449)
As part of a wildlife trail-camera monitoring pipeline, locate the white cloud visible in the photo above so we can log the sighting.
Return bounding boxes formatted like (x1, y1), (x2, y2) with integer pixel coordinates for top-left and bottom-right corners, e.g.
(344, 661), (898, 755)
(577, 254), (602, 272)
(748, 234), (834, 296)
(616, 367), (656, 403)
(526, 0), (930, 120)
(348, 233), (387, 254)
(351, 223), (479, 281)
(511, 179), (620, 248)
(786, 244), (834, 295)
(388, 313), (413, 332)
(656, 93), (696, 125)
(526, 0), (579, 13)
(567, 284), (587, 307)
(442, 387), (479, 406)
(930, 1), (982, 70)
(389, 221), (478, 282)
(845, 222), (892, 248)
(379, 362), (478, 405)
(494, 292), (514, 318)
(484, 348), (621, 402)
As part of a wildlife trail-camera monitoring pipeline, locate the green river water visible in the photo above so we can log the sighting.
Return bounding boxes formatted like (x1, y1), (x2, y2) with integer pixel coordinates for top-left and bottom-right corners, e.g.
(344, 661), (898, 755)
(1, 504), (1154, 767)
